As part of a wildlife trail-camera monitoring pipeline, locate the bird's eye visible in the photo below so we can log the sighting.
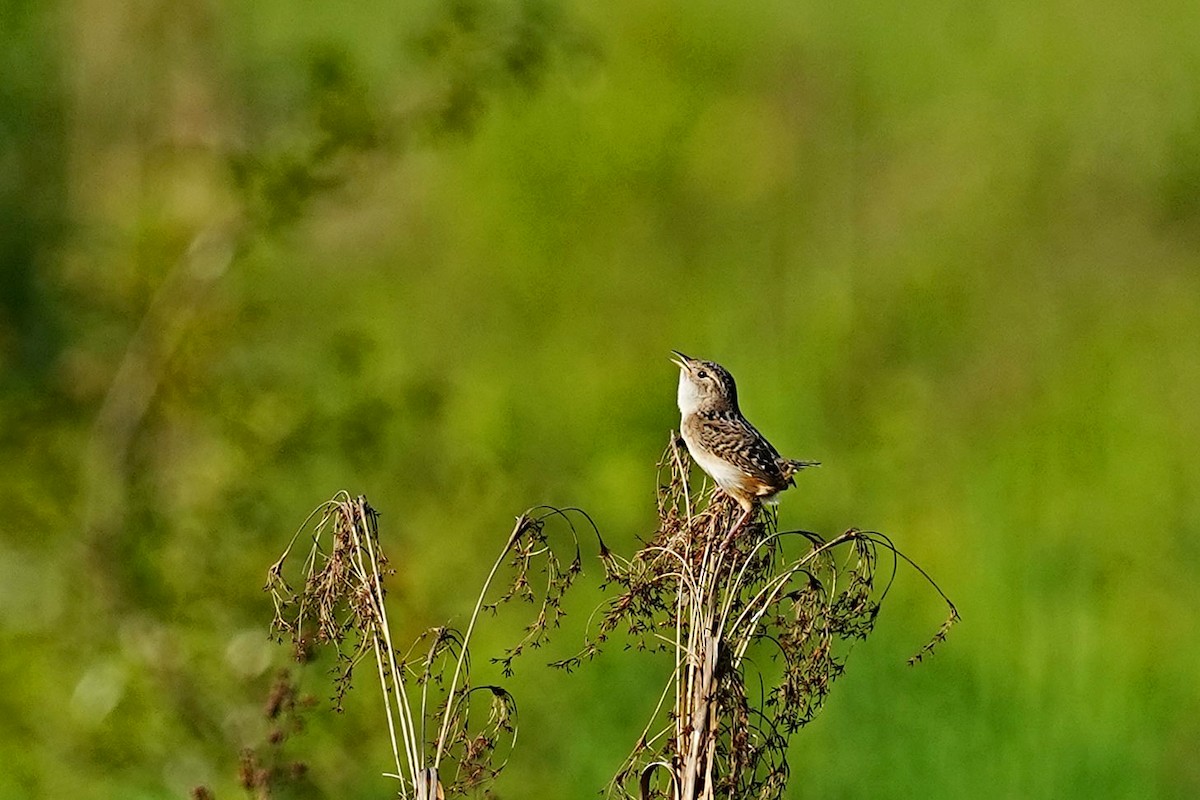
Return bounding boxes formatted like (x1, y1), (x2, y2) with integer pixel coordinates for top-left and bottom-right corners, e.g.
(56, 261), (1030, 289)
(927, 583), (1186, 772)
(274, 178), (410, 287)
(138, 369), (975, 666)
(697, 370), (708, 379)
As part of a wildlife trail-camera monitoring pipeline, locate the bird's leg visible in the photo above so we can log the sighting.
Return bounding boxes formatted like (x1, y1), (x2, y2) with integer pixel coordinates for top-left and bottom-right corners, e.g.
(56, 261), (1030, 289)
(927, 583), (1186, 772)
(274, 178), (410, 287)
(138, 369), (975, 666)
(720, 503), (755, 551)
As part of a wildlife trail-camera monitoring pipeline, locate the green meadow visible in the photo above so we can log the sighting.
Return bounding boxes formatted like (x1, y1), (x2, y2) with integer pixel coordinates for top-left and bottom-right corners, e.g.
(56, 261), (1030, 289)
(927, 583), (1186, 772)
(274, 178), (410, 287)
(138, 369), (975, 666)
(2, 0), (1198, 797)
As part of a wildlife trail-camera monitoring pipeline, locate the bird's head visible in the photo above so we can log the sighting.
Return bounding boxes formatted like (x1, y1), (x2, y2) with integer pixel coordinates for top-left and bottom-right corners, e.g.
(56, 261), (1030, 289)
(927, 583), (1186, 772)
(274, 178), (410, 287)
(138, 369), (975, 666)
(671, 351), (739, 415)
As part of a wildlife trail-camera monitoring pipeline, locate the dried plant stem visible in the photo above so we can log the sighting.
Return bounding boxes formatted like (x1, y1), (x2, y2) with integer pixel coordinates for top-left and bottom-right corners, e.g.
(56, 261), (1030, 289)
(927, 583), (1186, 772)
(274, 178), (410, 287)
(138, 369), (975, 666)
(671, 440), (694, 521)
(433, 517), (525, 770)
(344, 497), (418, 784)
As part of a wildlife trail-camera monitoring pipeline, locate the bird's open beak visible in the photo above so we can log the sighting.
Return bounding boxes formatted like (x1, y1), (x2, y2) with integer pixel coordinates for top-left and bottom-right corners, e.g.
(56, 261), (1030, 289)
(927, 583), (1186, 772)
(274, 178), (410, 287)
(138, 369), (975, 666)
(670, 350), (691, 369)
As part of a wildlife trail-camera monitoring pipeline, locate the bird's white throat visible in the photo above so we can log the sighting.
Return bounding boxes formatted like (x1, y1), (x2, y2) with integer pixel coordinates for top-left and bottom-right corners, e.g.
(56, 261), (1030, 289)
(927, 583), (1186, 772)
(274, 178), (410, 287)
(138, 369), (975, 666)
(676, 370), (703, 418)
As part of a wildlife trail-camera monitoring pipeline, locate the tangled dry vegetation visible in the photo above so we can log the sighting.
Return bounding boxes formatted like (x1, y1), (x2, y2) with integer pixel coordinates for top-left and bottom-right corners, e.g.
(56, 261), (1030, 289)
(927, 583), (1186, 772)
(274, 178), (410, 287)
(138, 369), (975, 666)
(252, 434), (955, 800)
(263, 492), (590, 799)
(554, 436), (959, 800)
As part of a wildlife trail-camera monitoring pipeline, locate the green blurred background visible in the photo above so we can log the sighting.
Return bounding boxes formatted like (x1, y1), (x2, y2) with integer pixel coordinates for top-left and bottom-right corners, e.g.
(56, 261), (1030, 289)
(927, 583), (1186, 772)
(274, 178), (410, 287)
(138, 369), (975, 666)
(3, 0), (1199, 797)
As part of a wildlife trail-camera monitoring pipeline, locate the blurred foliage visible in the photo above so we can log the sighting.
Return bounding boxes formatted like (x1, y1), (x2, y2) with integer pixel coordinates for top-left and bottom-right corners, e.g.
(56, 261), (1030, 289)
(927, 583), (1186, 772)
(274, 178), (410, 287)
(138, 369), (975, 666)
(1, 0), (1199, 798)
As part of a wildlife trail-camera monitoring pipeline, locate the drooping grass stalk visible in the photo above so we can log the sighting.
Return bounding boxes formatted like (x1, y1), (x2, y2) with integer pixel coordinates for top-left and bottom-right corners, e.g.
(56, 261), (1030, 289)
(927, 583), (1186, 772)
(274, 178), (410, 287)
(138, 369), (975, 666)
(267, 494), (591, 798)
(432, 516), (525, 770)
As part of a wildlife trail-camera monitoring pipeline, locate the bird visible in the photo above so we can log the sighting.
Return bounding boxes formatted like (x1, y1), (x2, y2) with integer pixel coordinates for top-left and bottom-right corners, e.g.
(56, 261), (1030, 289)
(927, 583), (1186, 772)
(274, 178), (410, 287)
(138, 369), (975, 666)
(671, 350), (818, 535)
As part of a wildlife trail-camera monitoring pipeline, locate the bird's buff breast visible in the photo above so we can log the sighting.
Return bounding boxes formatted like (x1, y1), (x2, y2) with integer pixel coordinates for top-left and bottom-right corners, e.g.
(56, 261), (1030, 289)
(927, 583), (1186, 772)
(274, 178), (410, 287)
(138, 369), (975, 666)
(680, 428), (762, 496)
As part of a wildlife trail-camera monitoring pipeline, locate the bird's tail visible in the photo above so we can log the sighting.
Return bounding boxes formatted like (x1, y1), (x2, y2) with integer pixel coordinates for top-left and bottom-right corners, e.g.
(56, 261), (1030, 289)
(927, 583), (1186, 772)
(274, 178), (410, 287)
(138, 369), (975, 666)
(780, 458), (820, 485)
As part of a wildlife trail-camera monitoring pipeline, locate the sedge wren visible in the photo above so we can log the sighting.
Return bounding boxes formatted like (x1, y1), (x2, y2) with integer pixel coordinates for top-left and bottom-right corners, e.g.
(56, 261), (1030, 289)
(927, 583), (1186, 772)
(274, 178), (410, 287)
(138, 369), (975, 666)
(671, 351), (817, 531)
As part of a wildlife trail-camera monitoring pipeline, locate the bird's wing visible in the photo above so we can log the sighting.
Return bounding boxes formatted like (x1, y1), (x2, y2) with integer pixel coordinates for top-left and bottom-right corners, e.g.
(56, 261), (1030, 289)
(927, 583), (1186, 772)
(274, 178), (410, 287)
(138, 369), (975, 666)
(694, 411), (788, 489)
